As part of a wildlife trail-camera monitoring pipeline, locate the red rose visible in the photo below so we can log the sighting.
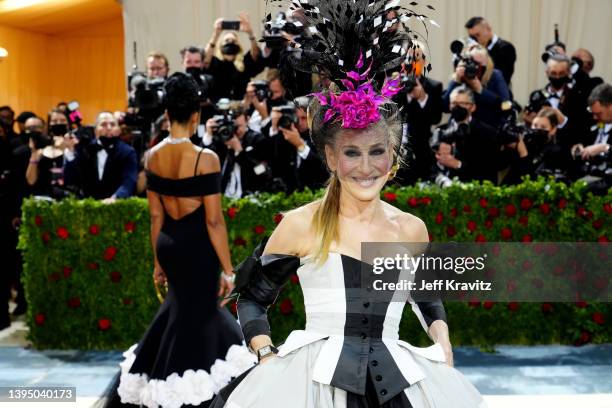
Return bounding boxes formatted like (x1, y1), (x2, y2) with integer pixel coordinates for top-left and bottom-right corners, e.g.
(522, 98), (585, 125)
(484, 219), (493, 229)
(501, 227), (513, 240)
(518, 216), (529, 227)
(575, 301), (588, 308)
(227, 207), (237, 219)
(468, 300), (480, 308)
(592, 219), (603, 230)
(419, 197), (432, 206)
(475, 234), (487, 243)
(558, 198), (568, 209)
(109, 271), (122, 283)
(604, 203), (612, 215)
(446, 225), (457, 238)
(598, 236), (609, 242)
(56, 226), (69, 240)
(467, 220), (477, 232)
(576, 207), (587, 217)
(290, 274), (299, 284)
(63, 266), (73, 279)
(520, 198), (533, 210)
(450, 208), (458, 218)
(508, 302), (520, 311)
(103, 246), (118, 261)
(34, 215), (43, 226)
(98, 318), (111, 331)
(279, 298), (294, 315)
(488, 207), (500, 218)
(435, 212), (444, 225)
(407, 197), (418, 208)
(34, 313), (45, 326)
(539, 203), (551, 215)
(67, 297), (81, 308)
(253, 225), (266, 235)
(592, 312), (605, 325)
(483, 301), (494, 309)
(383, 192), (397, 202)
(48, 272), (61, 282)
(89, 224), (100, 235)
(428, 233), (434, 242)
(579, 330), (591, 344)
(233, 237), (247, 247)
(521, 234), (533, 242)
(479, 198), (488, 208)
(41, 232), (51, 244)
(124, 221), (136, 233)
(122, 298), (133, 305)
(273, 213), (284, 224)
(463, 205), (472, 213)
(504, 204), (517, 217)
(586, 210), (594, 220)
(87, 262), (99, 270)
(541, 303), (553, 313)
(506, 280), (517, 292)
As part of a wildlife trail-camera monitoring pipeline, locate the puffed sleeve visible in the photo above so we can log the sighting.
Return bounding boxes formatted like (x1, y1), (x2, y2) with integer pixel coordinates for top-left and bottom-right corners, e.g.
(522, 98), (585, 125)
(232, 238), (301, 345)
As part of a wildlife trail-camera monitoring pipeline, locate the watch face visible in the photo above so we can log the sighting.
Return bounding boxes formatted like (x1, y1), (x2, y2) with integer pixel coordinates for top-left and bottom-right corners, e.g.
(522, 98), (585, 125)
(258, 345), (271, 357)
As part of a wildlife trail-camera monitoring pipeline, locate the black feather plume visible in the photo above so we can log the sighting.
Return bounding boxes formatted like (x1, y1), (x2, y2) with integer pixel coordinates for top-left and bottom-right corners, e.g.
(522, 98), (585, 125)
(264, 0), (439, 91)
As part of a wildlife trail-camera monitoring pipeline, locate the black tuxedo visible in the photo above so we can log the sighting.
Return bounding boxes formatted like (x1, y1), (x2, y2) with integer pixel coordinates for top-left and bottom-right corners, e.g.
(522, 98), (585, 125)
(219, 129), (269, 197)
(393, 77), (443, 185)
(64, 139), (137, 199)
(487, 38), (517, 86)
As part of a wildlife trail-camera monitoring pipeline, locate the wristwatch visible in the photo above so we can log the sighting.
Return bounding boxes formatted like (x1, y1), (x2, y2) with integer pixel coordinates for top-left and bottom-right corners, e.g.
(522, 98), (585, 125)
(222, 272), (235, 283)
(256, 345), (279, 361)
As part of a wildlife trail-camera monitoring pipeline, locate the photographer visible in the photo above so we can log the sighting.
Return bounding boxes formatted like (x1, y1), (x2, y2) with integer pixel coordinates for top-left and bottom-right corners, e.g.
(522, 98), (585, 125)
(431, 86), (500, 184)
(393, 43), (443, 185)
(262, 97), (328, 193)
(501, 107), (572, 185)
(64, 112), (137, 202)
(571, 48), (604, 99)
(180, 45), (216, 124)
(570, 83), (612, 195)
(464, 17), (516, 87)
(243, 80), (271, 133)
(528, 54), (591, 148)
(25, 111), (69, 199)
(203, 13), (261, 102)
(146, 51), (169, 80)
(443, 44), (511, 128)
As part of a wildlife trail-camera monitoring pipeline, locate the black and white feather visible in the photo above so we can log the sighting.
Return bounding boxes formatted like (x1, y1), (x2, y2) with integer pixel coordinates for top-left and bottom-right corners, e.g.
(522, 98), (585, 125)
(264, 0), (439, 90)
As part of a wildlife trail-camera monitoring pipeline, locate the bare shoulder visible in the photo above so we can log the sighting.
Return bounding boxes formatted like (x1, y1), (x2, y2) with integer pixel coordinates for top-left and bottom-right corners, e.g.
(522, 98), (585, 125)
(195, 147), (221, 174)
(384, 203), (428, 242)
(263, 201), (319, 256)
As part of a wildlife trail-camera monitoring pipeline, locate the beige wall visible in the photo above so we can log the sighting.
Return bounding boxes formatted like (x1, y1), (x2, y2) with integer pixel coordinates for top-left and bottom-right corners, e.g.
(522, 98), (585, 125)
(123, 0), (612, 106)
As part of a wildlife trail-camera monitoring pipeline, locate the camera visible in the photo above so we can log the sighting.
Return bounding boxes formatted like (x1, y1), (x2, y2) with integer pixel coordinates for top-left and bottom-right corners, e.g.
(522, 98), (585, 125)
(27, 131), (52, 150)
(275, 104), (298, 130)
(430, 121), (471, 151)
(400, 73), (418, 94)
(450, 40), (481, 80)
(251, 80), (271, 102)
(526, 90), (551, 114)
(263, 12), (302, 49)
(130, 72), (166, 111)
(210, 99), (237, 143)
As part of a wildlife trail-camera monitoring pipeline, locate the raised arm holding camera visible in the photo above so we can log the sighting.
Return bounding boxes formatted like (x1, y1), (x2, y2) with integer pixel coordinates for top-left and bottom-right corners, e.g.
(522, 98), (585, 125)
(443, 44), (510, 128)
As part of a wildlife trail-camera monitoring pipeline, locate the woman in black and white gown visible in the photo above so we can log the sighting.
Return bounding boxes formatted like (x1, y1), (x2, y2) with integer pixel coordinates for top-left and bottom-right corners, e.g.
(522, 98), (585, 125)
(209, 2), (489, 406)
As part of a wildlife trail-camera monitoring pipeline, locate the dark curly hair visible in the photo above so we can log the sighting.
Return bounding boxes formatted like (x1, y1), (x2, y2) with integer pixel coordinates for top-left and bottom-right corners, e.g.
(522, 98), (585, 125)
(163, 72), (200, 125)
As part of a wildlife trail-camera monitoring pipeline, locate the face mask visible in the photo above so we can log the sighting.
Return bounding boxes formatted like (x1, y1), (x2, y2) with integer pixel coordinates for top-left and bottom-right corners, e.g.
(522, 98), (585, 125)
(451, 106), (469, 122)
(98, 136), (117, 150)
(548, 76), (569, 89)
(49, 124), (68, 136)
(186, 67), (202, 79)
(221, 43), (241, 56)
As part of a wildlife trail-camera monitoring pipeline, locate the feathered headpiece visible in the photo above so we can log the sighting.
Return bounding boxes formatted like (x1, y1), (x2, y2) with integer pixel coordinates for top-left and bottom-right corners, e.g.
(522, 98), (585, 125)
(265, 0), (439, 129)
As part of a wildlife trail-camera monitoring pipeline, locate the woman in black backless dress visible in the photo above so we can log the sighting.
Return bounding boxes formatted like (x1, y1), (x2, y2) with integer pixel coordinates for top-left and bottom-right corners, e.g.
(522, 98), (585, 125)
(103, 73), (256, 408)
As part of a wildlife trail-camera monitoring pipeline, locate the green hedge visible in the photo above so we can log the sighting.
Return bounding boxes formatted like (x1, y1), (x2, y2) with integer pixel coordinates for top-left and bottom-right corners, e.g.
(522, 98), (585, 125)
(18, 178), (611, 350)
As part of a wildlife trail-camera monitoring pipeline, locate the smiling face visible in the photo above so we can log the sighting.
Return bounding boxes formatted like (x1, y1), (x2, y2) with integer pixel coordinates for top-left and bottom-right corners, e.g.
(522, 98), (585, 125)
(325, 126), (393, 202)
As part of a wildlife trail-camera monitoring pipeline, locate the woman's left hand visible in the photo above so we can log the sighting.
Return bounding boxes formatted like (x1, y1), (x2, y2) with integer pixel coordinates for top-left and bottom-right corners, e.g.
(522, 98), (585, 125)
(218, 273), (235, 306)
